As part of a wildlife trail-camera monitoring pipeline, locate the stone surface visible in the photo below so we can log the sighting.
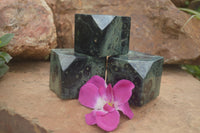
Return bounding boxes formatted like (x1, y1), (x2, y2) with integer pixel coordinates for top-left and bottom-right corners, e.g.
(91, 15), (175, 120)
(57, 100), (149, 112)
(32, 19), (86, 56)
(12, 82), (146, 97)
(46, 0), (200, 64)
(50, 49), (106, 99)
(0, 109), (47, 133)
(75, 14), (130, 57)
(1, 61), (200, 133)
(0, 0), (57, 59)
(107, 51), (163, 106)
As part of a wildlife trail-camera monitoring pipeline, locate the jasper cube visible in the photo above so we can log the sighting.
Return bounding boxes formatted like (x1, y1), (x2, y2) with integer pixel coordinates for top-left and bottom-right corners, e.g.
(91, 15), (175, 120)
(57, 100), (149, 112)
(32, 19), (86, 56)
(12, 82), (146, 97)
(50, 49), (106, 99)
(107, 51), (163, 106)
(75, 14), (131, 57)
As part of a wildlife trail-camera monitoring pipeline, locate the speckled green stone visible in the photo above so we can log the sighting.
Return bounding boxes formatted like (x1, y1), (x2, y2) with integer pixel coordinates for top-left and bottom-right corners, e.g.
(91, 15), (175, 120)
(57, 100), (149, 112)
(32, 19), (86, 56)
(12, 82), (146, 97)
(75, 14), (131, 57)
(107, 51), (164, 106)
(50, 49), (106, 99)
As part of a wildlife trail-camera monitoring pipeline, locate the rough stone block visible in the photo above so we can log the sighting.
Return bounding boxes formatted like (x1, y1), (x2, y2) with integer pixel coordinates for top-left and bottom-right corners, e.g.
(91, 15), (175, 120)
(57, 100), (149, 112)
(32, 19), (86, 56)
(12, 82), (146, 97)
(50, 49), (106, 99)
(75, 14), (131, 57)
(107, 51), (164, 106)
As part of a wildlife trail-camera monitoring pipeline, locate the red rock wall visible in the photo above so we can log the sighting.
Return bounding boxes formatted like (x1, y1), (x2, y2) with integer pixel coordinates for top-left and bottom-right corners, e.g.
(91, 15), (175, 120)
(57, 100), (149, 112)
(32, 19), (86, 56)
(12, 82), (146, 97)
(0, 0), (57, 60)
(1, 0), (200, 64)
(46, 0), (200, 64)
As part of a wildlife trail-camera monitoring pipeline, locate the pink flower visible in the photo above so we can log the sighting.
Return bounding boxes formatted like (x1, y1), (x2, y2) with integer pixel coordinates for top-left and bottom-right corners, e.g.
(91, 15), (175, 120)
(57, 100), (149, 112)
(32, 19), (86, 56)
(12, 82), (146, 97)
(78, 75), (135, 131)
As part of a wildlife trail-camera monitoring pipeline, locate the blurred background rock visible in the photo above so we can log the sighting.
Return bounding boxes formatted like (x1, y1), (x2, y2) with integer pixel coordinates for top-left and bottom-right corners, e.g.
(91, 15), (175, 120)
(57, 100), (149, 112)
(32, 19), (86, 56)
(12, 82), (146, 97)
(0, 0), (200, 64)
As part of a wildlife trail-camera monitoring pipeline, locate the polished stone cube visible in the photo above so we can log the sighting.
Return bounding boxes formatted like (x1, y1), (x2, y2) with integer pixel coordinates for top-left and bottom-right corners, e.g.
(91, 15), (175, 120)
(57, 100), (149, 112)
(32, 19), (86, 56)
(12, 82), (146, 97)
(107, 51), (164, 106)
(50, 49), (106, 99)
(75, 14), (131, 57)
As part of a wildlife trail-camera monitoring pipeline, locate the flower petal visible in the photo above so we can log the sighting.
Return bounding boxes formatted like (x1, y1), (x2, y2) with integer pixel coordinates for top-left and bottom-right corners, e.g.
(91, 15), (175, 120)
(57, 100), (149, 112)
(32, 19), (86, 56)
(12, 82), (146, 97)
(103, 103), (115, 112)
(87, 75), (107, 90)
(113, 80), (135, 105)
(94, 97), (106, 110)
(85, 111), (96, 125)
(118, 102), (134, 119)
(78, 83), (99, 109)
(105, 84), (113, 102)
(96, 110), (107, 116)
(96, 110), (120, 131)
(98, 85), (106, 98)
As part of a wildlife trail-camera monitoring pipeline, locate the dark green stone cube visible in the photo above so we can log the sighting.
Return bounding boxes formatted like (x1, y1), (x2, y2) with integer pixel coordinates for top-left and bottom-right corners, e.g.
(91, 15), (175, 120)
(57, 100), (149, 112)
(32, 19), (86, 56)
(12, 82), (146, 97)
(75, 14), (131, 57)
(50, 49), (106, 99)
(107, 51), (164, 106)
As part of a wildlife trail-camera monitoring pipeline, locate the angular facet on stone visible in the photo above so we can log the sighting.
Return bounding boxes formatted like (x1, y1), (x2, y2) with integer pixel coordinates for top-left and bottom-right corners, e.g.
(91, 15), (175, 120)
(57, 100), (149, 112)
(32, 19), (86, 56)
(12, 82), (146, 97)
(75, 14), (131, 57)
(50, 49), (106, 99)
(107, 51), (164, 106)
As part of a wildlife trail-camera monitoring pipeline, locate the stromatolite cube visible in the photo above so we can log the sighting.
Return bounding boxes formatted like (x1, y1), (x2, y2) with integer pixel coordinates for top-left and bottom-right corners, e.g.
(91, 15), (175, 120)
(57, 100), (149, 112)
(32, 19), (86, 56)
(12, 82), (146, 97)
(75, 14), (131, 57)
(107, 51), (164, 106)
(50, 49), (106, 99)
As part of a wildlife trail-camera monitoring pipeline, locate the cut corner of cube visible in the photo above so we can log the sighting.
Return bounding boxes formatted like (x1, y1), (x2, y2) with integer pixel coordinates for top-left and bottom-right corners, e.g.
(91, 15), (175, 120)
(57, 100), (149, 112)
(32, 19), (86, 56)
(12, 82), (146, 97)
(75, 14), (131, 57)
(107, 51), (164, 106)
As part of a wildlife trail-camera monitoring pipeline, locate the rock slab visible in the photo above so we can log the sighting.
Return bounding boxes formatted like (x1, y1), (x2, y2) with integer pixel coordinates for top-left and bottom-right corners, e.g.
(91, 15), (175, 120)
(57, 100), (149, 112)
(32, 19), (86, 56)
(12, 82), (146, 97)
(0, 0), (57, 59)
(0, 61), (200, 133)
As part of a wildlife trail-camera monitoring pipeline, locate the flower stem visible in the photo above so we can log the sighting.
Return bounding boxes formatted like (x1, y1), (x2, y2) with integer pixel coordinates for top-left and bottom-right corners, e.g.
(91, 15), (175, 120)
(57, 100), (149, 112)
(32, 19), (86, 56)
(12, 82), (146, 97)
(105, 56), (109, 83)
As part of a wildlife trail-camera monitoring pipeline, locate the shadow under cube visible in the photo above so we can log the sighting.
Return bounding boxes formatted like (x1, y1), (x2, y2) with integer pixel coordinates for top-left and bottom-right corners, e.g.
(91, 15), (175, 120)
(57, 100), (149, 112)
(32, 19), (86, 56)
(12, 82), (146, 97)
(107, 51), (164, 106)
(50, 49), (106, 99)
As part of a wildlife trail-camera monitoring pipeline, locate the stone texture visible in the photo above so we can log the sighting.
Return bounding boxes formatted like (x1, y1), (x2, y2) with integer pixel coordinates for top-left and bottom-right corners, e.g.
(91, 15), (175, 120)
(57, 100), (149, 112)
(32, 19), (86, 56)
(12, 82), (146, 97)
(75, 14), (130, 57)
(46, 0), (200, 64)
(0, 109), (48, 133)
(107, 51), (163, 106)
(1, 61), (200, 133)
(50, 49), (106, 99)
(0, 0), (57, 59)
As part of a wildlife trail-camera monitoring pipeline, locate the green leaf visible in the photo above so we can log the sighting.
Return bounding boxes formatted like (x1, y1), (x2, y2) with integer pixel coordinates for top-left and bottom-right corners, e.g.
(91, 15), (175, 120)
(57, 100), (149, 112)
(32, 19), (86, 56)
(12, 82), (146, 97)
(179, 8), (200, 19)
(0, 63), (9, 78)
(0, 58), (5, 65)
(182, 65), (200, 80)
(0, 33), (14, 48)
(0, 52), (12, 63)
(185, 1), (190, 6)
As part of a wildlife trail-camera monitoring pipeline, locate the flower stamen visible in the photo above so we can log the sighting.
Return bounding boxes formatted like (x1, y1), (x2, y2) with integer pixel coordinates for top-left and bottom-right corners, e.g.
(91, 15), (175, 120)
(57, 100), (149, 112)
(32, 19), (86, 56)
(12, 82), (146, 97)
(108, 102), (113, 107)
